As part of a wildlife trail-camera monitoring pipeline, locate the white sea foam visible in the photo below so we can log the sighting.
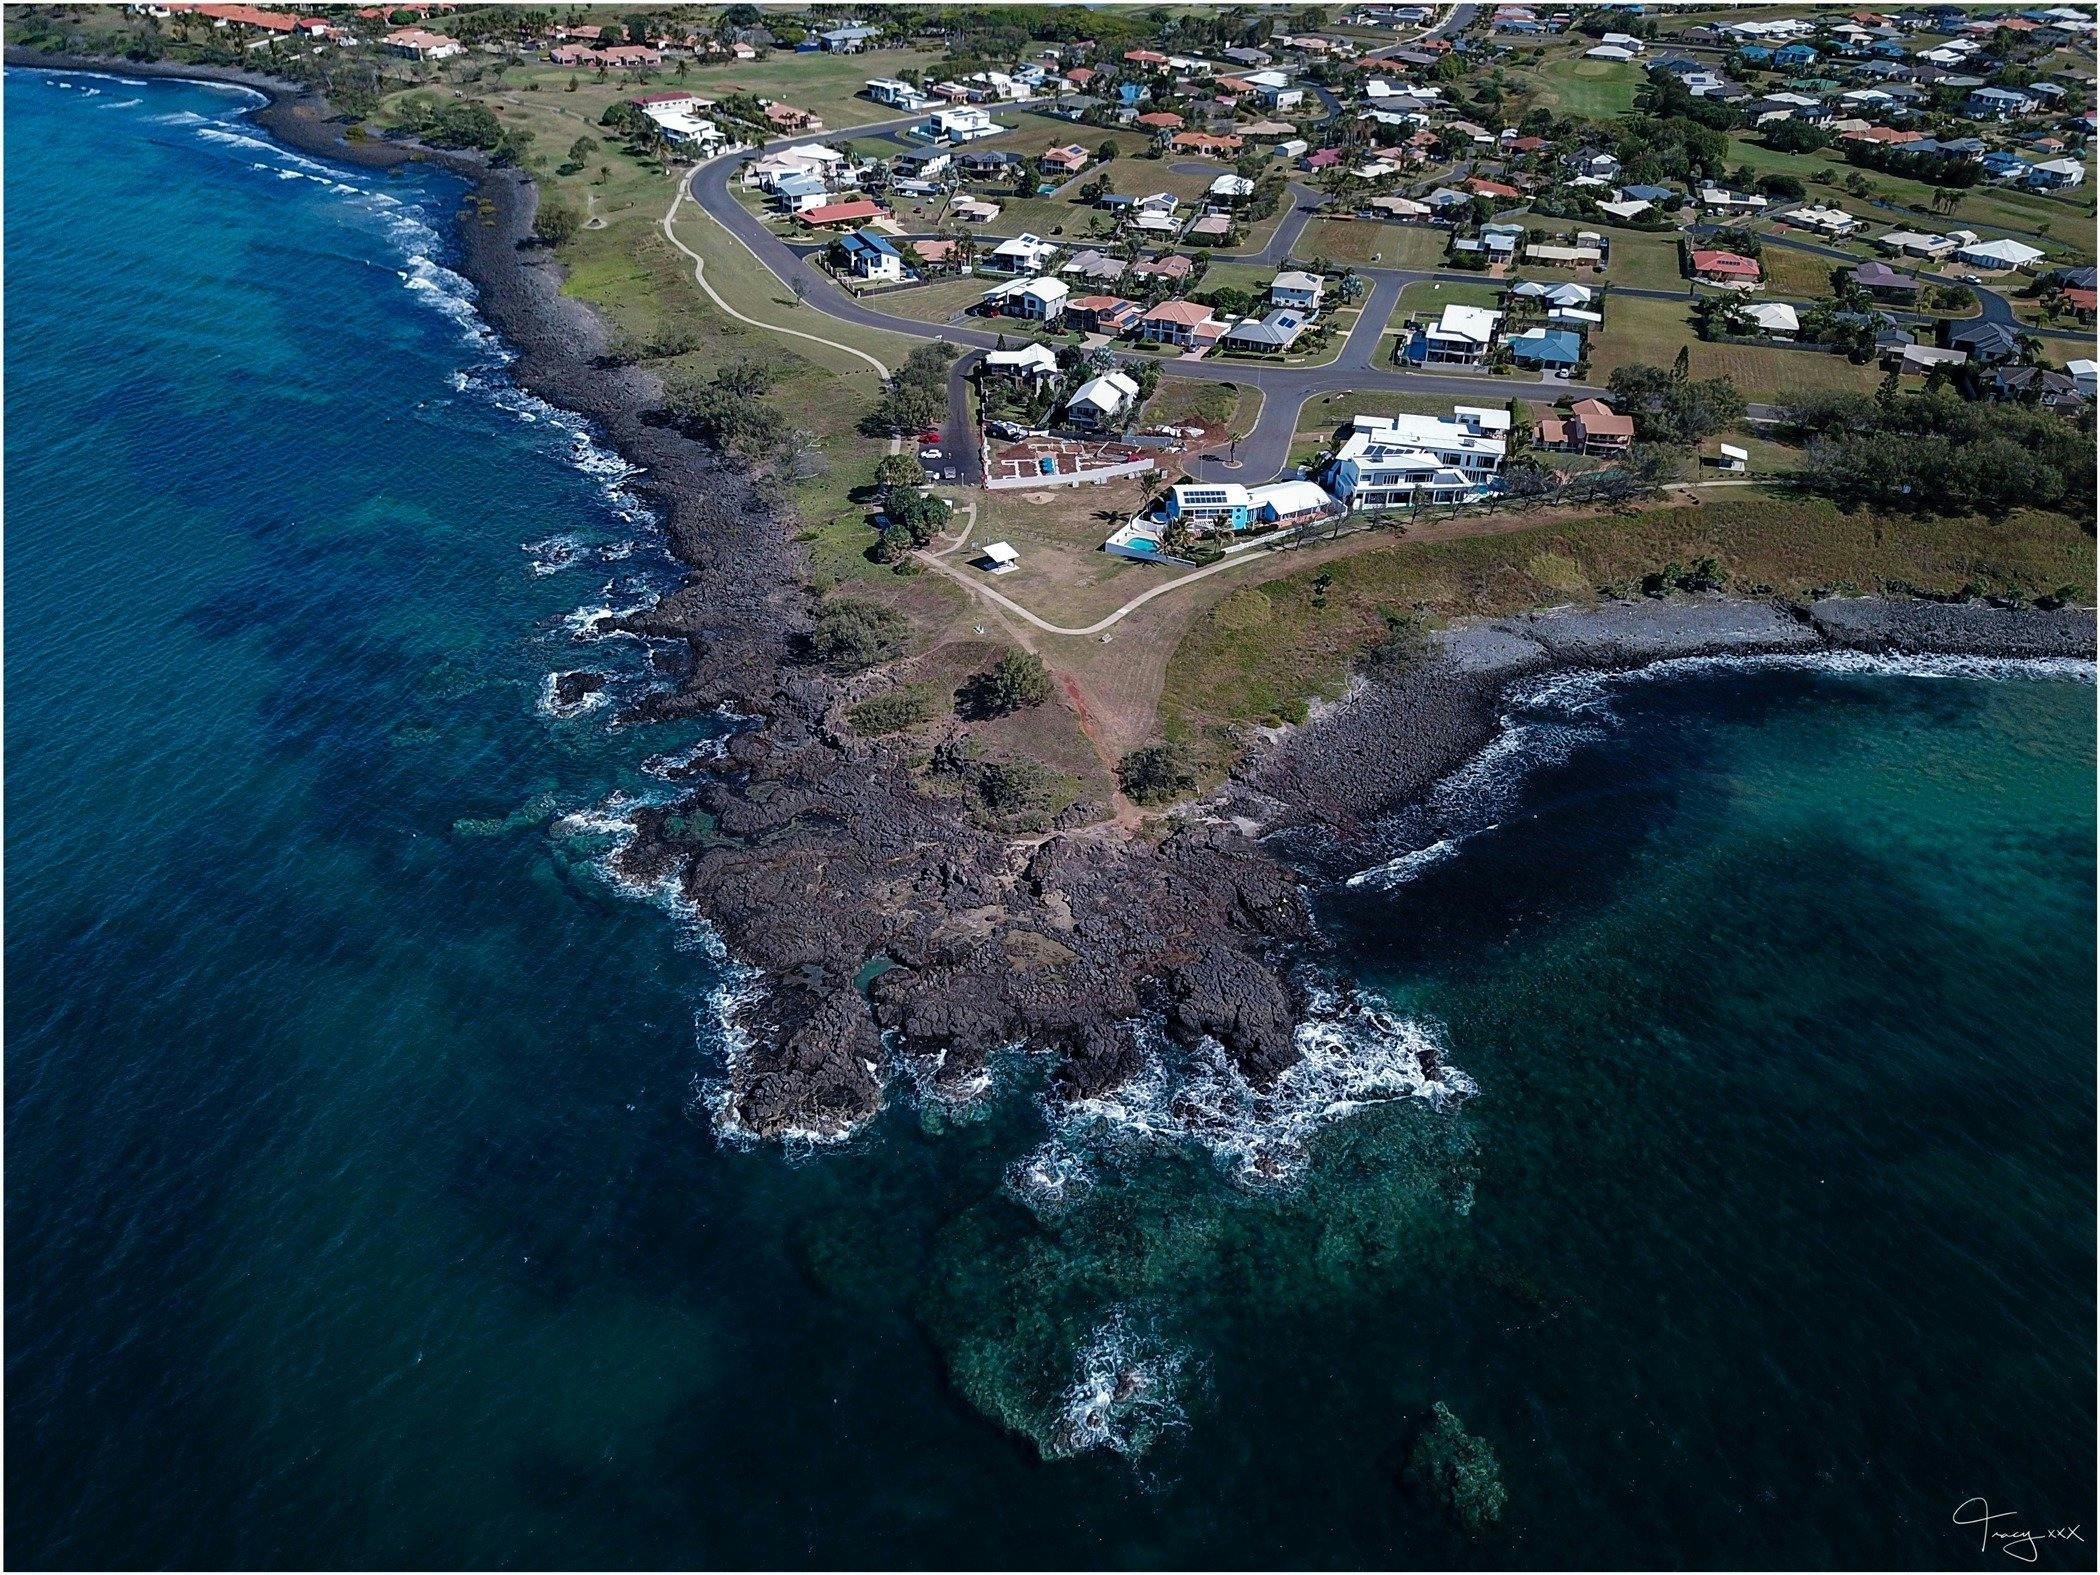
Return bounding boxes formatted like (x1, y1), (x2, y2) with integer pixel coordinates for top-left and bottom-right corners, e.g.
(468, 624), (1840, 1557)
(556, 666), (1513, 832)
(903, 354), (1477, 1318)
(1049, 1308), (1194, 1462)
(523, 534), (589, 576)
(536, 671), (610, 721)
(1004, 1138), (1094, 1216)
(1345, 833), (1473, 890)
(1055, 977), (1470, 1188)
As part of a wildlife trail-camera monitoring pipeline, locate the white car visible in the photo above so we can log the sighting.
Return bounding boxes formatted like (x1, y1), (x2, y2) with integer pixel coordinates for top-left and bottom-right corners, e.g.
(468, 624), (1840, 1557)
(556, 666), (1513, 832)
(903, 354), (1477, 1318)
(920, 447), (943, 461)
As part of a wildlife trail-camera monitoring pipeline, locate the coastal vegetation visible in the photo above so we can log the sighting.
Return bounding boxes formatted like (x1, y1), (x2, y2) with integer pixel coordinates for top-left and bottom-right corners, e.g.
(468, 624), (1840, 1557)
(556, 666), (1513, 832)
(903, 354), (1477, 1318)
(1159, 497), (2096, 762)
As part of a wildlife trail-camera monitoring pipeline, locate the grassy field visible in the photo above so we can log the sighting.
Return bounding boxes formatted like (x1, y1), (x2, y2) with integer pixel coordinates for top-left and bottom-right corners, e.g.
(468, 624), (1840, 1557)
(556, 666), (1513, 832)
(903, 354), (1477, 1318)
(1591, 226), (1687, 291)
(1756, 243), (1844, 300)
(650, 47), (948, 130)
(1530, 52), (1642, 120)
(1725, 134), (2098, 265)
(1297, 216), (1443, 269)
(1583, 292), (1882, 398)
(1158, 498), (2096, 750)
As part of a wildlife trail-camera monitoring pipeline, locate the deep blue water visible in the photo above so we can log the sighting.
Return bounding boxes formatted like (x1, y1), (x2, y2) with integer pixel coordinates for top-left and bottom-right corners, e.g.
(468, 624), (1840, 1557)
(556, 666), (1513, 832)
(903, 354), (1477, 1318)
(7, 70), (2095, 1570)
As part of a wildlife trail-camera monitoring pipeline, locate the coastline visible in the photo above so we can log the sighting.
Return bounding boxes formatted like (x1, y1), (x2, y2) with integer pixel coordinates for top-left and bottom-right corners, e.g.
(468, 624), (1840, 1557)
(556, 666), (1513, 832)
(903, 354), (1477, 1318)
(20, 47), (2093, 1148)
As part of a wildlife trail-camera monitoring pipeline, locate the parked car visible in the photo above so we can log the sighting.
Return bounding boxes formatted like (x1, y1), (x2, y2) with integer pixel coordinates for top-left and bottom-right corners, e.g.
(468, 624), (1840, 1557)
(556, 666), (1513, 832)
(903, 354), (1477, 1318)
(920, 447), (944, 461)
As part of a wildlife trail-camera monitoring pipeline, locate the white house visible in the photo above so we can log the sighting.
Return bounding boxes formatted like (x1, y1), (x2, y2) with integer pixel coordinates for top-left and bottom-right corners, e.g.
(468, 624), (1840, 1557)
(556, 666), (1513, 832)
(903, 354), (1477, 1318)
(1419, 303), (1503, 364)
(1270, 270), (1325, 311)
(983, 343), (1061, 382)
(1789, 205), (1860, 237)
(985, 232), (1061, 274)
(1697, 186), (1768, 214)
(1066, 370), (1141, 430)
(1957, 237), (2046, 271)
(1326, 408), (1506, 511)
(866, 77), (934, 111)
(2069, 358), (2098, 400)
(1011, 276), (1070, 320)
(2029, 158), (2086, 189)
(1743, 301), (1800, 339)
(925, 106), (1002, 143)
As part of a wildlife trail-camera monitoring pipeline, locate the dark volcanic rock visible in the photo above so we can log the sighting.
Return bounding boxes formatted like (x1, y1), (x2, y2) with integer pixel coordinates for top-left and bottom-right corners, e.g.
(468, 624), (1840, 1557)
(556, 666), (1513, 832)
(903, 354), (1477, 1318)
(551, 670), (606, 708)
(1052, 1021), (1147, 1103)
(729, 983), (885, 1139)
(1165, 944), (1298, 1087)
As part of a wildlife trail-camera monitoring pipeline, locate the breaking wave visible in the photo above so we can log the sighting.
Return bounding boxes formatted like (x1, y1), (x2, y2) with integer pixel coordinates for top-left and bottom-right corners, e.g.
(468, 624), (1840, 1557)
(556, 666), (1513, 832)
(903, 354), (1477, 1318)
(1047, 1307), (1196, 1462)
(1054, 976), (1471, 1187)
(1004, 1137), (1095, 1217)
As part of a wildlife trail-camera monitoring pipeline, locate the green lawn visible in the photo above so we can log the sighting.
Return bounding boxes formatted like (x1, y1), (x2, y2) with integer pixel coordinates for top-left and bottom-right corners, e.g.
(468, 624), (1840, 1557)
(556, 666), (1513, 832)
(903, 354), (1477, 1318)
(1296, 216), (1443, 269)
(664, 47), (949, 130)
(1592, 227), (1687, 291)
(1584, 292), (1882, 400)
(1159, 498), (2094, 755)
(1531, 52), (1641, 120)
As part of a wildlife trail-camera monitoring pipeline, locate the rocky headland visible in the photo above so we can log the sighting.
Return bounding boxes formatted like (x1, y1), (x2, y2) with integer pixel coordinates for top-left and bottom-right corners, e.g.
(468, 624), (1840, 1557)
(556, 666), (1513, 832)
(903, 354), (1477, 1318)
(25, 49), (2092, 1144)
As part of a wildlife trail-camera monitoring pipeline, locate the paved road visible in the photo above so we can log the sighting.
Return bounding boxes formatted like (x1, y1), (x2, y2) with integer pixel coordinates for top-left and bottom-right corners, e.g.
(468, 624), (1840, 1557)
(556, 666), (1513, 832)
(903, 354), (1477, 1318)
(689, 125), (1603, 485)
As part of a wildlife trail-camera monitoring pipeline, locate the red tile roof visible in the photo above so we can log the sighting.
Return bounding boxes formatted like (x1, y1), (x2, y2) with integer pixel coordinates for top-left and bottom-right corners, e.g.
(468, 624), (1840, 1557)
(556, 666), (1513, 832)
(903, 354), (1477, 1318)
(796, 200), (884, 227)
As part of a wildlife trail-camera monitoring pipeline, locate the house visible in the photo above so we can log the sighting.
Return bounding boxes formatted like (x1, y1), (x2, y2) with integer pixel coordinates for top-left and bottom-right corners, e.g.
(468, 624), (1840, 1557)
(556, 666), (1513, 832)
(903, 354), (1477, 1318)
(1130, 253), (1196, 284)
(1536, 397), (1634, 455)
(1418, 303), (1503, 365)
(839, 229), (904, 282)
(1270, 270), (1325, 311)
(1956, 237), (2045, 271)
(1690, 249), (1763, 287)
(1066, 370), (1141, 429)
(1743, 301), (1800, 339)
(820, 23), (881, 52)
(1787, 206), (1860, 237)
(1697, 186), (1768, 214)
(1506, 327), (1584, 367)
(1221, 309), (1310, 353)
(1162, 482), (1253, 531)
(771, 173), (835, 214)
(1066, 295), (1142, 335)
(1946, 320), (2025, 364)
(1368, 195), (1433, 221)
(867, 78), (934, 111)
(2069, 358), (2098, 401)
(894, 148), (952, 180)
(764, 103), (825, 132)
(1210, 174), (1256, 203)
(1136, 110), (1185, 133)
(1041, 144), (1090, 174)
(1325, 409), (1506, 510)
(1169, 131), (1244, 157)
(795, 199), (884, 229)
(1851, 261), (1919, 299)
(2028, 158), (2086, 190)
(1977, 365), (2086, 410)
(1887, 342), (1969, 374)
(956, 149), (1017, 180)
(1963, 85), (2036, 118)
(1136, 299), (1227, 348)
(926, 106), (1001, 143)
(1061, 249), (1128, 285)
(1877, 229), (1961, 259)
(984, 275), (1070, 321)
(985, 233), (1060, 275)
(381, 26), (461, 59)
(1247, 479), (1335, 528)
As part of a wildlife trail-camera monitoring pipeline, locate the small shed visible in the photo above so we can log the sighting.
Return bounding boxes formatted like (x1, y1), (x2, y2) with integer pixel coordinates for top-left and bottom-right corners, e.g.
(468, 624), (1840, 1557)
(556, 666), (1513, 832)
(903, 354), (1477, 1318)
(982, 541), (1020, 574)
(1718, 444), (1749, 473)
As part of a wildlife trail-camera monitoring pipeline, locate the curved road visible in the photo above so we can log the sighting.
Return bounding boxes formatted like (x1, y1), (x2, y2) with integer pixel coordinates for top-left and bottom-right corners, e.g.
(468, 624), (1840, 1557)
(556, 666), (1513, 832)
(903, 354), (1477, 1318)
(686, 117), (1605, 484)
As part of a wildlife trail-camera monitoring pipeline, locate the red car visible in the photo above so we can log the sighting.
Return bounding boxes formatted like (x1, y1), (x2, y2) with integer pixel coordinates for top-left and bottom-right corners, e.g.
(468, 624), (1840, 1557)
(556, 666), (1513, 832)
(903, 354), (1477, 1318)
(918, 428), (944, 444)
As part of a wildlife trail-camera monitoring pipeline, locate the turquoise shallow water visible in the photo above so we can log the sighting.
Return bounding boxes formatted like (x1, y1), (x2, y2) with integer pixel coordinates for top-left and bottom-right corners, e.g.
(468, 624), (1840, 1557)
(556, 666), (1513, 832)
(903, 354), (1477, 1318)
(7, 70), (2095, 1569)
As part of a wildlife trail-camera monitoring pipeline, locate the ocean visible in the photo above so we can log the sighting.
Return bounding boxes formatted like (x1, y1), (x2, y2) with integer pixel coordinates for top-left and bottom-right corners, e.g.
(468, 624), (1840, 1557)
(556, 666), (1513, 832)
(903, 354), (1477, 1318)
(6, 69), (2094, 1569)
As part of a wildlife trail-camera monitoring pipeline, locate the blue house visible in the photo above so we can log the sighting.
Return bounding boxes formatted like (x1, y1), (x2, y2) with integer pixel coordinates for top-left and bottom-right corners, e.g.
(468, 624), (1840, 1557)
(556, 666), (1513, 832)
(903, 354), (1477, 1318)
(839, 229), (906, 281)
(1507, 327), (1583, 367)
(1773, 43), (1819, 67)
(1737, 45), (1773, 64)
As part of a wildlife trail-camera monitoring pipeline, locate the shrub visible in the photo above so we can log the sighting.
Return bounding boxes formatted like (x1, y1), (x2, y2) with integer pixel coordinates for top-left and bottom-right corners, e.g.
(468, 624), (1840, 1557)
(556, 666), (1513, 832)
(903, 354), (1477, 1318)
(847, 687), (936, 734)
(809, 598), (905, 669)
(961, 651), (1054, 717)
(1117, 742), (1198, 806)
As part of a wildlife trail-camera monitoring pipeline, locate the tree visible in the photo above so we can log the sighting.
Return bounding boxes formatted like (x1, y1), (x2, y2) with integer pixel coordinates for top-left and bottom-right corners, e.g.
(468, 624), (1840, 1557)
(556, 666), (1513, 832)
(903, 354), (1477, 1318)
(809, 598), (905, 669)
(532, 199), (582, 247)
(1116, 742), (1198, 806)
(874, 452), (923, 494)
(964, 651), (1054, 716)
